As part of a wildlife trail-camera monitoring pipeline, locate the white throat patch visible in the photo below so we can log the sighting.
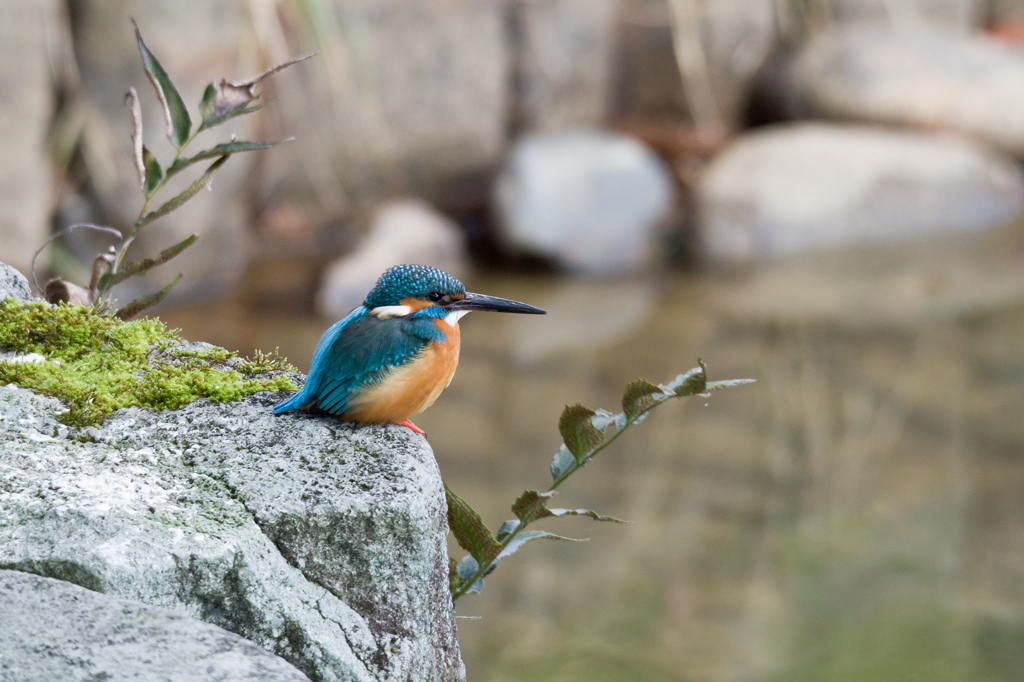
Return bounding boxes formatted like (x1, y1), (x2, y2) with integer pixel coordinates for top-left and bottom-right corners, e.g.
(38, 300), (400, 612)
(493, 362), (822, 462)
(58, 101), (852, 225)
(444, 310), (470, 326)
(370, 305), (413, 319)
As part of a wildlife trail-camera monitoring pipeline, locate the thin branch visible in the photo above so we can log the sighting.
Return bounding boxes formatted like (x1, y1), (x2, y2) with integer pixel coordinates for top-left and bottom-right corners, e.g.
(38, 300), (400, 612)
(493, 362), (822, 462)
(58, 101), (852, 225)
(31, 223), (123, 295)
(666, 0), (725, 138)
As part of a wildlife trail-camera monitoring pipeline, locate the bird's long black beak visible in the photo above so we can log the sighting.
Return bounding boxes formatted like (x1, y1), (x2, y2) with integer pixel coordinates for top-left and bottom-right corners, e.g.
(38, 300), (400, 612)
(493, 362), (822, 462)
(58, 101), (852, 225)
(450, 292), (546, 314)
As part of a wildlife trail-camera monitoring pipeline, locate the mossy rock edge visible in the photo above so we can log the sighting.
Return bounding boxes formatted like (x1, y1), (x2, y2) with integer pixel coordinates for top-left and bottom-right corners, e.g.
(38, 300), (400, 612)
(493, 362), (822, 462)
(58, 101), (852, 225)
(0, 298), (297, 427)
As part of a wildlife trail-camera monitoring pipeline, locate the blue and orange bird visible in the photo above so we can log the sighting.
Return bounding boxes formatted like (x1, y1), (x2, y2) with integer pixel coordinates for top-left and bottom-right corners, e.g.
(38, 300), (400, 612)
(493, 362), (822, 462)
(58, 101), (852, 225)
(273, 264), (545, 434)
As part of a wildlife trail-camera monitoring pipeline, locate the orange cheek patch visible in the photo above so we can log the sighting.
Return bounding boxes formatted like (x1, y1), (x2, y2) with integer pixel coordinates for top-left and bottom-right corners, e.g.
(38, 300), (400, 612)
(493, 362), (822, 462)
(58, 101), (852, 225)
(400, 297), (434, 312)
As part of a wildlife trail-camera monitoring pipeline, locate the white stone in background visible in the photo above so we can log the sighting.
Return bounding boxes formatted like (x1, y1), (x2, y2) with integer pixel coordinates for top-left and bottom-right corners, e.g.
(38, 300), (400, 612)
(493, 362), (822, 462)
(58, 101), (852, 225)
(791, 23), (1024, 157)
(696, 123), (1024, 262)
(494, 129), (674, 274)
(316, 199), (470, 319)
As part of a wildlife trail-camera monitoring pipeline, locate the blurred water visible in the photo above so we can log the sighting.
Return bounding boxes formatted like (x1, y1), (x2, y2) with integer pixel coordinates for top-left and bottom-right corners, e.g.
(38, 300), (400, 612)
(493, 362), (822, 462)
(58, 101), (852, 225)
(161, 225), (1024, 681)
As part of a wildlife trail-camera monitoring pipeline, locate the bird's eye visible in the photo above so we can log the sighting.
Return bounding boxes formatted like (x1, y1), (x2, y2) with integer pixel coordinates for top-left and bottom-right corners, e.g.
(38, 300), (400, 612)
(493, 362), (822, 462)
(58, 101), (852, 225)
(427, 292), (443, 302)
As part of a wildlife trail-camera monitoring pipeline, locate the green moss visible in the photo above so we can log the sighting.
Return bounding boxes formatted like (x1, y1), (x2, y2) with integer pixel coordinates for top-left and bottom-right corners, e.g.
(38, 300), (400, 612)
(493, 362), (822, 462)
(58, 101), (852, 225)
(0, 300), (297, 427)
(238, 347), (298, 377)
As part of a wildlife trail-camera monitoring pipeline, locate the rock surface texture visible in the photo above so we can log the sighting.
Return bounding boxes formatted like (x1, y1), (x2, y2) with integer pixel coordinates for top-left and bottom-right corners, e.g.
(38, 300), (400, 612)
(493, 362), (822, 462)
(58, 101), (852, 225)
(0, 263), (33, 301)
(0, 262), (464, 681)
(0, 387), (463, 681)
(697, 123), (1024, 262)
(0, 570), (312, 682)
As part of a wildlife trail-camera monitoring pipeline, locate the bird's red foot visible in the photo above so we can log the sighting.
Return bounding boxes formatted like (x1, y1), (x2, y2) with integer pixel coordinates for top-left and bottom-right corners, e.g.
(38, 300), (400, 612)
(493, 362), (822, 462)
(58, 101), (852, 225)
(398, 419), (426, 436)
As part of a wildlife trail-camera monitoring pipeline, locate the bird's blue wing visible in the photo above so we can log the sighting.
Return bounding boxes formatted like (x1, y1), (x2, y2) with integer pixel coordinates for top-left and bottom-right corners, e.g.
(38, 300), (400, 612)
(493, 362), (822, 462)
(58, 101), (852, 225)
(274, 307), (446, 416)
(273, 306), (366, 414)
(314, 313), (443, 414)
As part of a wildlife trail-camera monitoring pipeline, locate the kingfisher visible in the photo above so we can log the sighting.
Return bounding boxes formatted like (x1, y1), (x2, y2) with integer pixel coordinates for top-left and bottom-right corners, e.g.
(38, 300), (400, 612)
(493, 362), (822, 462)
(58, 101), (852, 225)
(274, 264), (545, 434)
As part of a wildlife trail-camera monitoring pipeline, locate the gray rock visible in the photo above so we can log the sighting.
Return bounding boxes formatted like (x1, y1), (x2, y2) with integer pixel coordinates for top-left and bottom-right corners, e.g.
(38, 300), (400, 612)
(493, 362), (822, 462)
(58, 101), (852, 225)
(494, 129), (674, 274)
(316, 200), (470, 319)
(696, 123), (1024, 262)
(824, 0), (983, 30)
(0, 1), (56, 278)
(511, 0), (618, 130)
(791, 23), (1024, 157)
(0, 570), (311, 681)
(0, 262), (34, 302)
(0, 383), (463, 681)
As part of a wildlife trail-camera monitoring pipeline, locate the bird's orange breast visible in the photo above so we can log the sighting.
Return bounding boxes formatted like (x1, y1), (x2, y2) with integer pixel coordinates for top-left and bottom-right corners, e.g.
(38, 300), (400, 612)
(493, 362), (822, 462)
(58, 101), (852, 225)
(343, 317), (461, 425)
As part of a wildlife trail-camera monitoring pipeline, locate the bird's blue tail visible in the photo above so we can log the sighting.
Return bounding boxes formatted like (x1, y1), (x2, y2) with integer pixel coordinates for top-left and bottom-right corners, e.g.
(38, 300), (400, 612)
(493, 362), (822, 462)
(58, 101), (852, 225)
(273, 307), (366, 415)
(273, 384), (316, 414)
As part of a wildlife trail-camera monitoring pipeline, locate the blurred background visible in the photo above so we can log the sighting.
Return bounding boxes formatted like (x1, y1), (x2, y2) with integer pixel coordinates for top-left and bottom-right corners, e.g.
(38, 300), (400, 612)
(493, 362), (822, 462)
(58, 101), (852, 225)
(4, 0), (1024, 679)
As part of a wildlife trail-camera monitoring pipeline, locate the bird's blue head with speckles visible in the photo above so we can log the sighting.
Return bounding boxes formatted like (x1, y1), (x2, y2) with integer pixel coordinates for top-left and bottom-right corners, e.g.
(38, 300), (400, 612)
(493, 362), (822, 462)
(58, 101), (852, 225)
(363, 265), (466, 308)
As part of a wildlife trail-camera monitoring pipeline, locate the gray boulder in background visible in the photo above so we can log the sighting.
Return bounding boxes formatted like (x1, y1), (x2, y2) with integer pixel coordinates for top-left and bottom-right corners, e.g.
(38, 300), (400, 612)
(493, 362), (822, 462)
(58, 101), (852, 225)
(824, 0), (984, 30)
(0, 288), (464, 681)
(696, 123), (1024, 262)
(494, 129), (674, 274)
(791, 23), (1024, 157)
(0, 570), (311, 682)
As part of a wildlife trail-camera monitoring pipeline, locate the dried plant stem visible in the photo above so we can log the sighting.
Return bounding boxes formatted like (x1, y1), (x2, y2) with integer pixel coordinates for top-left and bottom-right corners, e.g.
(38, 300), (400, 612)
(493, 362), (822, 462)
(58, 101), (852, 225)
(666, 0), (724, 138)
(112, 128), (203, 274)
